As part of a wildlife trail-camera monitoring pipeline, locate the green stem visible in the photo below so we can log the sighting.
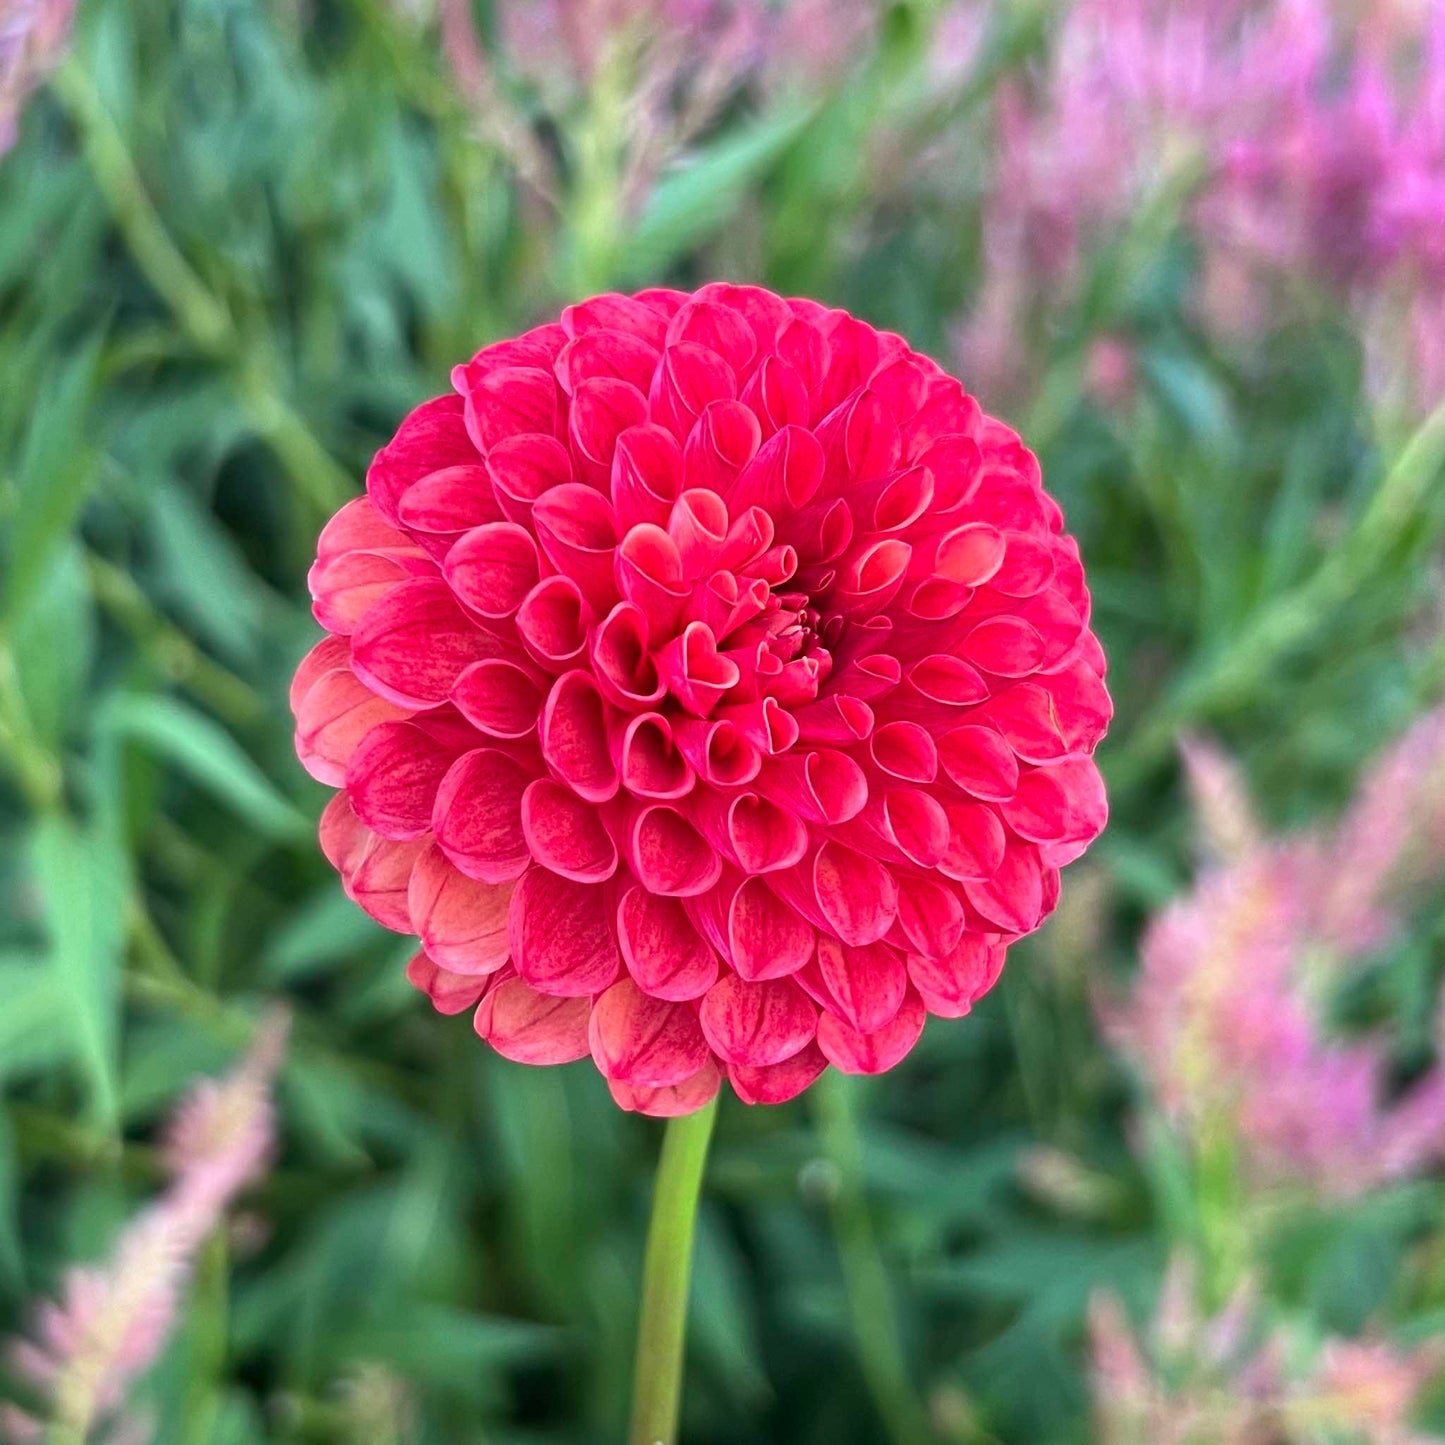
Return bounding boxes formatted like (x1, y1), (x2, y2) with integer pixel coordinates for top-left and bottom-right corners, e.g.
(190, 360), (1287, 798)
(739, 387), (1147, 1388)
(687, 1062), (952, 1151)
(1114, 389), (1445, 792)
(628, 1097), (718, 1445)
(813, 1073), (943, 1445)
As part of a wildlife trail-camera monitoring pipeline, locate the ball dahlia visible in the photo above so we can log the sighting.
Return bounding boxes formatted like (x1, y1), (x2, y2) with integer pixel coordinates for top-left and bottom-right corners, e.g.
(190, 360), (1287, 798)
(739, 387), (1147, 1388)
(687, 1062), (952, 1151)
(291, 284), (1110, 1116)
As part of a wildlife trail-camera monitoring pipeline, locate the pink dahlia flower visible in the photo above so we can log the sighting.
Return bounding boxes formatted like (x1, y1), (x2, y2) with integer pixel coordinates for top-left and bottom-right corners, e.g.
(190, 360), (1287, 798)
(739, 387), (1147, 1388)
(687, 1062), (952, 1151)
(291, 284), (1111, 1116)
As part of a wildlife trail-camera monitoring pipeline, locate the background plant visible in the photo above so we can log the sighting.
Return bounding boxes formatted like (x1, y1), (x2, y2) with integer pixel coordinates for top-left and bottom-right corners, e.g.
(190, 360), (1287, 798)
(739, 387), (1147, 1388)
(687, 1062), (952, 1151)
(1, 0), (1443, 1441)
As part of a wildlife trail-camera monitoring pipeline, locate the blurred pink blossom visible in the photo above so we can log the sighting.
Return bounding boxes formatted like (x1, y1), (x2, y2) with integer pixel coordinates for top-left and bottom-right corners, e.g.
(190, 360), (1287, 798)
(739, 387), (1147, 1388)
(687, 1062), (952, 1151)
(1091, 1255), (1444, 1444)
(1104, 709), (1445, 1198)
(954, 0), (1445, 413)
(1, 1013), (287, 1442)
(0, 0), (74, 155)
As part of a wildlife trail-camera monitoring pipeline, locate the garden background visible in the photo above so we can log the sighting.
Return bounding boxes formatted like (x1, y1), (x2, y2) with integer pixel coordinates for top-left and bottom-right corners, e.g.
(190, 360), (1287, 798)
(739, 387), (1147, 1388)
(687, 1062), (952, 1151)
(3, 0), (1445, 1440)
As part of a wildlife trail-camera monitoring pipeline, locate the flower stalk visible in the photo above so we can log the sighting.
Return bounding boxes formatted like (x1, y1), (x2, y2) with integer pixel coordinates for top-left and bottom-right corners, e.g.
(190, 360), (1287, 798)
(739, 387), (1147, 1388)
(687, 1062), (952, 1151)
(628, 1097), (718, 1445)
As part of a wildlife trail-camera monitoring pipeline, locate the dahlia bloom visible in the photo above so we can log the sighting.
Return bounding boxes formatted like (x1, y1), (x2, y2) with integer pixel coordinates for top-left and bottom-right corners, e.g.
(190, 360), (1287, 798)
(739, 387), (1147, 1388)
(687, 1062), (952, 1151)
(292, 284), (1111, 1116)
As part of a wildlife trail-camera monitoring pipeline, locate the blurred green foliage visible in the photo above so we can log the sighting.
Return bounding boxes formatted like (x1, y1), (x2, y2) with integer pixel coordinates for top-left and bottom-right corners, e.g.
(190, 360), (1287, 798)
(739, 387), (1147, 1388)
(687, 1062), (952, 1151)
(1, 1), (1443, 1441)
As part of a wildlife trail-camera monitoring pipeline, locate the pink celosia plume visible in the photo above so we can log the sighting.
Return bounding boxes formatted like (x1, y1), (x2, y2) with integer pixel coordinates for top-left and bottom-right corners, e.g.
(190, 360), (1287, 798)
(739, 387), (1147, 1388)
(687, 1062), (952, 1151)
(953, 0), (1445, 414)
(292, 284), (1112, 1116)
(0, 0), (74, 154)
(1090, 1255), (1445, 1444)
(1, 1013), (287, 1442)
(1105, 710), (1445, 1197)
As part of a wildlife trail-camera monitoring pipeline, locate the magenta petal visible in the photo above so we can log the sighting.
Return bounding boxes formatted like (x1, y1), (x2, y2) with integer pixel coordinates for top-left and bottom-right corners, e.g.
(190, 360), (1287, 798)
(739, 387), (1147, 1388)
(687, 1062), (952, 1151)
(618, 887), (719, 1002)
(964, 844), (1047, 933)
(668, 487), (731, 577)
(673, 718), (762, 788)
(656, 622), (741, 719)
(758, 749), (868, 826)
(895, 874), (966, 960)
(728, 876), (815, 982)
(317, 495), (417, 560)
(407, 951), (490, 1015)
(907, 935), (1006, 1018)
(396, 464), (503, 547)
(720, 792), (808, 875)
(589, 978), (711, 1086)
(612, 424), (685, 530)
(563, 292), (671, 347)
(814, 936), (907, 1034)
(628, 804), (722, 898)
(732, 424), (825, 513)
(407, 839), (513, 973)
(295, 668), (409, 786)
(649, 341), (737, 441)
(729, 1042), (828, 1105)
(351, 577), (508, 708)
(487, 432), (573, 523)
(347, 720), (457, 840)
(869, 721), (937, 783)
(682, 400), (761, 498)
(813, 841), (898, 947)
(539, 671), (619, 802)
(509, 867), (621, 996)
(517, 575), (594, 673)
(432, 747), (532, 883)
(309, 550), (419, 635)
(461, 364), (559, 451)
(444, 522), (540, 619)
(474, 976), (592, 1063)
(699, 973), (817, 1067)
(904, 654), (989, 709)
(569, 376), (651, 487)
(367, 394), (477, 527)
(666, 297), (757, 374)
(938, 801), (1006, 884)
(554, 329), (659, 395)
(451, 658), (546, 739)
(319, 791), (370, 878)
(938, 725), (1020, 801)
(882, 788), (951, 868)
(521, 777), (618, 882)
(609, 1060), (722, 1117)
(532, 483), (621, 611)
(816, 988), (925, 1075)
(616, 524), (689, 638)
(618, 713), (695, 800)
(592, 603), (666, 711)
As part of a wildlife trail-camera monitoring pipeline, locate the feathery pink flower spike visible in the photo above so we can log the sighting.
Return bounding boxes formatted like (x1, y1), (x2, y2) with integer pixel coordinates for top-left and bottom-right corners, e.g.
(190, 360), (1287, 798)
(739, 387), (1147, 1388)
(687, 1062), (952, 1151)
(1, 1013), (287, 1443)
(1105, 710), (1445, 1198)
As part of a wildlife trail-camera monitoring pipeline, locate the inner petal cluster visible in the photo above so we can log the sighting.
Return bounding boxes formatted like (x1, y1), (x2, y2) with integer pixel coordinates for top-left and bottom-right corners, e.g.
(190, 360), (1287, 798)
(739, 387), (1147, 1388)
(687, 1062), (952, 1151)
(291, 283), (1111, 1116)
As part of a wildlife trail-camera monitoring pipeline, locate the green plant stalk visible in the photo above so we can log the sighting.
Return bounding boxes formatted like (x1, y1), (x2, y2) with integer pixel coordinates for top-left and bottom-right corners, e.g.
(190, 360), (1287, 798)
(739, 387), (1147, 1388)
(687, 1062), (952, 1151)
(628, 1097), (719, 1445)
(813, 1073), (948, 1445)
(1115, 389), (1445, 791)
(50, 60), (351, 518)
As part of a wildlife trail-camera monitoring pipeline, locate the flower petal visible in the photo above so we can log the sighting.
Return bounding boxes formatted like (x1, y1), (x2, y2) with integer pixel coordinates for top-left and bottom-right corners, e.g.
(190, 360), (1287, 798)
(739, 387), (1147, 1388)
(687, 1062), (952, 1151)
(509, 867), (621, 996)
(699, 973), (816, 1067)
(589, 978), (711, 1086)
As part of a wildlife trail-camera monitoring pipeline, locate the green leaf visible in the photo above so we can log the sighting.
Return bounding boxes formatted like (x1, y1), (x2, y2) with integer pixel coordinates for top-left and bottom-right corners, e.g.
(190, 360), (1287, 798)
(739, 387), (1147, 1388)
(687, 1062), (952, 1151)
(30, 813), (128, 1127)
(0, 952), (75, 1084)
(9, 540), (96, 746)
(102, 694), (308, 839)
(622, 102), (816, 282)
(3, 338), (103, 621)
